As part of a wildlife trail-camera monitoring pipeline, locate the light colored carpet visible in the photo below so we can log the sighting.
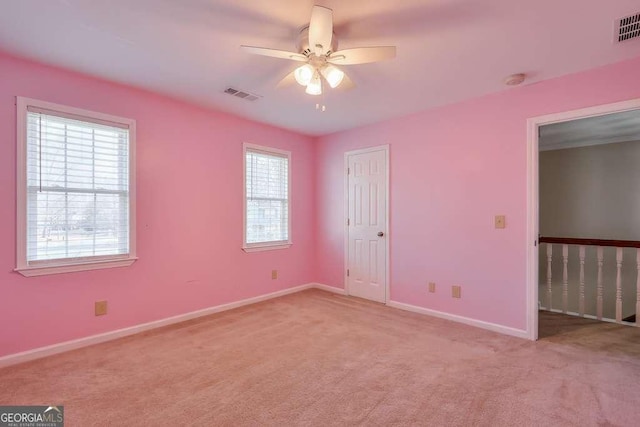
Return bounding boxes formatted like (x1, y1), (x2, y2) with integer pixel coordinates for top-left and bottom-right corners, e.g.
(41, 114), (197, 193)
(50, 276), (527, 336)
(1, 289), (639, 426)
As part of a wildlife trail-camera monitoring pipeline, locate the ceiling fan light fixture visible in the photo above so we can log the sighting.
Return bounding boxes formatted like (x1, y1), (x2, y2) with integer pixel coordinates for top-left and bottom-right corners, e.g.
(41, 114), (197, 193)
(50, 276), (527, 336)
(294, 64), (314, 86)
(305, 72), (322, 95)
(240, 6), (397, 96)
(321, 65), (344, 88)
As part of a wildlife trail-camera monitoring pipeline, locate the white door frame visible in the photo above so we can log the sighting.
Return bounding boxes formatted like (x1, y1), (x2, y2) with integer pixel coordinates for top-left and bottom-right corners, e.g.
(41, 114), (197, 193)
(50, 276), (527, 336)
(526, 98), (640, 340)
(344, 144), (390, 303)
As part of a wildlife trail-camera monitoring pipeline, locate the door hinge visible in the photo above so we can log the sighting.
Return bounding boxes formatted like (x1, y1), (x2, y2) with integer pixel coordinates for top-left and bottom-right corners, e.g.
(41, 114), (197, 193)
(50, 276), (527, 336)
(347, 269), (350, 277)
(347, 218), (350, 226)
(347, 167), (350, 175)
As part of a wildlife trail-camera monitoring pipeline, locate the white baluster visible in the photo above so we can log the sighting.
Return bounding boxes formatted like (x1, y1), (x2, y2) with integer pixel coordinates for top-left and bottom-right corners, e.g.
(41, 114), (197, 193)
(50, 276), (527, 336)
(636, 249), (640, 327)
(562, 244), (569, 313)
(579, 246), (585, 316)
(546, 243), (553, 310)
(616, 247), (623, 323)
(597, 246), (604, 320)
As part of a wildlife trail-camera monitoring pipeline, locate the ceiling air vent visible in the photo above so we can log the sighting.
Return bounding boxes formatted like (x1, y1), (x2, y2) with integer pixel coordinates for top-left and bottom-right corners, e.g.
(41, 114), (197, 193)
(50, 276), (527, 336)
(615, 12), (640, 42)
(224, 87), (261, 101)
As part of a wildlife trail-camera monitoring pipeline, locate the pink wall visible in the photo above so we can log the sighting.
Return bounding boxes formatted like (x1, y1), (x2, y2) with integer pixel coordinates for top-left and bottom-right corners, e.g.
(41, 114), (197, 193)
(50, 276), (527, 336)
(3, 51), (640, 358)
(0, 53), (316, 357)
(316, 56), (640, 331)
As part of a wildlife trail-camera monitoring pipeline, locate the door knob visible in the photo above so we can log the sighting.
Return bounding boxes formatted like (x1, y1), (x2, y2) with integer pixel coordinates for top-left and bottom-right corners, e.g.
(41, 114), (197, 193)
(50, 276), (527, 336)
(377, 232), (384, 237)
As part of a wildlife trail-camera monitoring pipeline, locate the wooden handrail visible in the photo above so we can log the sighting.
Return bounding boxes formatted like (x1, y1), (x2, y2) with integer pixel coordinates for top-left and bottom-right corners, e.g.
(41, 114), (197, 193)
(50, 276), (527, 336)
(539, 236), (640, 248)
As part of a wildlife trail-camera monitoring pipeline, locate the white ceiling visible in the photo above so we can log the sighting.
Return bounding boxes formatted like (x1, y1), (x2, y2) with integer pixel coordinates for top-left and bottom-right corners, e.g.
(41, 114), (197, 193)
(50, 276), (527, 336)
(1, 0), (640, 136)
(539, 109), (640, 151)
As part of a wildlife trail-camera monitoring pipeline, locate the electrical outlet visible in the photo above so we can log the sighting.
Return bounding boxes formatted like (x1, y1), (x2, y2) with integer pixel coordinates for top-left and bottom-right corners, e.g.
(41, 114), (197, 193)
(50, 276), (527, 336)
(428, 282), (436, 293)
(272, 270), (278, 280)
(495, 215), (506, 229)
(95, 300), (108, 316)
(452, 286), (462, 299)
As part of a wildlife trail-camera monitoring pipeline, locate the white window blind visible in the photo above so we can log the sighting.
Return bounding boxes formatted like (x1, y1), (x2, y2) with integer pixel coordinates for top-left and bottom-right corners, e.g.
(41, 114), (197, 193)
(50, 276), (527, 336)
(245, 147), (290, 246)
(25, 108), (130, 264)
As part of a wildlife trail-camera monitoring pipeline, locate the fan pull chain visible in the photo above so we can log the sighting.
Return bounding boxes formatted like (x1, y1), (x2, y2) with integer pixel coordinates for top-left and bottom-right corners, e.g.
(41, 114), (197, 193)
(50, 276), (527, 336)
(315, 89), (327, 112)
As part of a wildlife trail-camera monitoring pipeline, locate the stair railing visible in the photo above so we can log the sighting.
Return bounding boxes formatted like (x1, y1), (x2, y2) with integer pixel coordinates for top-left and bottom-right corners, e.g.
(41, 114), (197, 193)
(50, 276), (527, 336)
(539, 236), (640, 326)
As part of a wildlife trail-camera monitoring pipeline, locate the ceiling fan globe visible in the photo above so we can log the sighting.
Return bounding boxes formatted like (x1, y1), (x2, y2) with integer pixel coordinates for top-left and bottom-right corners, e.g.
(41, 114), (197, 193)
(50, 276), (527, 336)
(321, 65), (345, 89)
(294, 64), (314, 86)
(305, 71), (323, 95)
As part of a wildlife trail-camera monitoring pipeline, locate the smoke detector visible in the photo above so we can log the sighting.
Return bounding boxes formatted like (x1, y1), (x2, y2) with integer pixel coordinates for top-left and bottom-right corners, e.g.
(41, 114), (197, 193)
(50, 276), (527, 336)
(504, 73), (526, 86)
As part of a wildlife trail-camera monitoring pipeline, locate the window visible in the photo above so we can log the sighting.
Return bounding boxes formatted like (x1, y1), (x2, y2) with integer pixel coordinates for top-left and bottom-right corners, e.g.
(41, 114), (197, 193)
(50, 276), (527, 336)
(243, 143), (291, 252)
(15, 97), (136, 276)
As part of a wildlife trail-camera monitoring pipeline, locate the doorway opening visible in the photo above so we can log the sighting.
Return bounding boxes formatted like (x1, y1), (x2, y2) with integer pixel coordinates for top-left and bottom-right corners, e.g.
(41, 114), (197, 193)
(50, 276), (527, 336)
(527, 100), (640, 340)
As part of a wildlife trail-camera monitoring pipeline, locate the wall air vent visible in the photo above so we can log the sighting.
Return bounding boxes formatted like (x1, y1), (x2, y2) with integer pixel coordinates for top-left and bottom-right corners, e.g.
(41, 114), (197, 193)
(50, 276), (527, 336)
(223, 87), (261, 102)
(615, 12), (640, 42)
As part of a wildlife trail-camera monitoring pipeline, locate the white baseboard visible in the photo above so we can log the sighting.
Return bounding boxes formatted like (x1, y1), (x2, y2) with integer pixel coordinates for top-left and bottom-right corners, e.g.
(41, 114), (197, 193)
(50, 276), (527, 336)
(0, 283), (317, 368)
(312, 283), (347, 295)
(387, 300), (530, 340)
(0, 284), (528, 368)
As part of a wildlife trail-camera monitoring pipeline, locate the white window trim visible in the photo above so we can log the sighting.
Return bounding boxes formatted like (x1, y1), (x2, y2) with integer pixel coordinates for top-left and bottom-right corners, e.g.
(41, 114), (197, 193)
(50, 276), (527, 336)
(242, 142), (292, 253)
(15, 97), (137, 277)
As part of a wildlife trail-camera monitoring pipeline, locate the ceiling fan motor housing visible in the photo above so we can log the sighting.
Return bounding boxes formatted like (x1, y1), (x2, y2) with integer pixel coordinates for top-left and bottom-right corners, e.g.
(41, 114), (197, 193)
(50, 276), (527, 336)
(297, 26), (338, 57)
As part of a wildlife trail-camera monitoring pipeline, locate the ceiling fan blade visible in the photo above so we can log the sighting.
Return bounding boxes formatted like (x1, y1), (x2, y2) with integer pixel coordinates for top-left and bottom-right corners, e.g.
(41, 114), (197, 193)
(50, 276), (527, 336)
(275, 70), (298, 89)
(240, 45), (308, 62)
(308, 6), (333, 56)
(328, 46), (396, 65)
(333, 72), (355, 91)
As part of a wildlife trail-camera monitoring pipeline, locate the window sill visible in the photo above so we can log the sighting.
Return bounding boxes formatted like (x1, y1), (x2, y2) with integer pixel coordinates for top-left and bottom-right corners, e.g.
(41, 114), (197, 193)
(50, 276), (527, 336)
(242, 243), (292, 253)
(15, 257), (138, 277)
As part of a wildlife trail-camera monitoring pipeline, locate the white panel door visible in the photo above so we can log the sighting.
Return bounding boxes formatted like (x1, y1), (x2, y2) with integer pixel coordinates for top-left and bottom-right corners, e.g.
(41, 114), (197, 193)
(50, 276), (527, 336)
(347, 148), (387, 303)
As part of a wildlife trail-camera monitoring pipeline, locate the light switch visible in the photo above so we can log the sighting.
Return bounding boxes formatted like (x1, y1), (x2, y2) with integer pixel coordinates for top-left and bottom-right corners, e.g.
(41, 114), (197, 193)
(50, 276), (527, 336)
(495, 215), (506, 229)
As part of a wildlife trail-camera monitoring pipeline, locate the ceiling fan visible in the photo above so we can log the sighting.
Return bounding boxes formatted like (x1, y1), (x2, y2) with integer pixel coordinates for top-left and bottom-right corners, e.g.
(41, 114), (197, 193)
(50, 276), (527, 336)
(240, 5), (396, 95)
